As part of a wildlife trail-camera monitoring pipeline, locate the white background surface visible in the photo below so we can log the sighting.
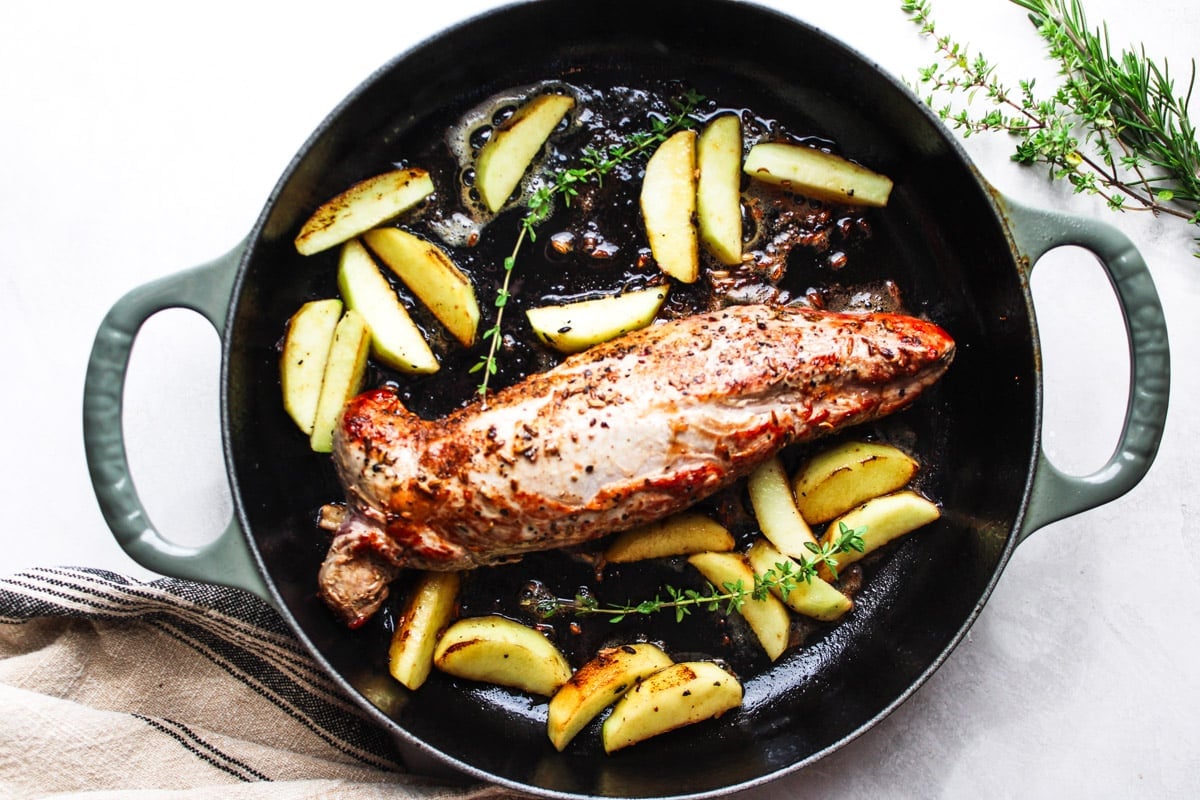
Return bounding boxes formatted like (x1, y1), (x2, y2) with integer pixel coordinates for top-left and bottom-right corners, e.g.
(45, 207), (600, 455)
(4, 1), (1198, 797)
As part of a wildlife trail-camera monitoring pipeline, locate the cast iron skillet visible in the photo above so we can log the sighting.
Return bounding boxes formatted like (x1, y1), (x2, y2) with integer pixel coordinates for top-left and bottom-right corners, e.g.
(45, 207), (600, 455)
(83, 0), (1170, 797)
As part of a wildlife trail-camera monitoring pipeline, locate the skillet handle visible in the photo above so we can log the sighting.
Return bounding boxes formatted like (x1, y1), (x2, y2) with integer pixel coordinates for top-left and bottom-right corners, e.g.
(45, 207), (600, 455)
(1002, 199), (1170, 542)
(82, 239), (274, 605)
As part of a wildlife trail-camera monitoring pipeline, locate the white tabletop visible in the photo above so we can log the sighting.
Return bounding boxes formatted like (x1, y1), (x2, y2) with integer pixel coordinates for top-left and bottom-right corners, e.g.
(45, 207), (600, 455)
(4, 1), (1198, 797)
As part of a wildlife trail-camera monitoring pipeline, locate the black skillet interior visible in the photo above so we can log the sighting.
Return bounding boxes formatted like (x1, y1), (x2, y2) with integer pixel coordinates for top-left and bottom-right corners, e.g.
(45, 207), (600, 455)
(223, 0), (1038, 796)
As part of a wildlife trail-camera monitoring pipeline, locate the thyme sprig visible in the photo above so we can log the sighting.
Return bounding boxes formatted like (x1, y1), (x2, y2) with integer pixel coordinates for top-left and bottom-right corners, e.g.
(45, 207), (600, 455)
(902, 0), (1200, 252)
(470, 89), (705, 402)
(523, 522), (866, 624)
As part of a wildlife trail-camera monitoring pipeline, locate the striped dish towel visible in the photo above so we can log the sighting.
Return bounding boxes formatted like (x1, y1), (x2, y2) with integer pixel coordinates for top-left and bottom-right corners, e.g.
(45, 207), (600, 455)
(0, 567), (516, 800)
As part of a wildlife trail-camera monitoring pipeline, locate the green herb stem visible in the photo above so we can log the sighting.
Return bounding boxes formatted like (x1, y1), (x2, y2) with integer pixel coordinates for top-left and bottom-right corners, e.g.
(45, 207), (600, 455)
(902, 0), (1200, 252)
(470, 90), (705, 402)
(523, 522), (866, 624)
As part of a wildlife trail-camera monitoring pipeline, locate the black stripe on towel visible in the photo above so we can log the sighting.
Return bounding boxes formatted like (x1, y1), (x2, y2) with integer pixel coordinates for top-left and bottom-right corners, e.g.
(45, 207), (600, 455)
(0, 567), (403, 772)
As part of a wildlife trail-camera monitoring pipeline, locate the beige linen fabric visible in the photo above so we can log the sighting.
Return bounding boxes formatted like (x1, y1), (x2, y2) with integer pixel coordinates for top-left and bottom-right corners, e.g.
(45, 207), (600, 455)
(0, 568), (522, 800)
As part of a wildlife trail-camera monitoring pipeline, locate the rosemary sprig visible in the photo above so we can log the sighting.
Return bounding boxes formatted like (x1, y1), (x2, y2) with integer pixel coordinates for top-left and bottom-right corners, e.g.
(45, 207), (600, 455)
(523, 522), (866, 624)
(902, 0), (1200, 252)
(470, 89), (705, 402)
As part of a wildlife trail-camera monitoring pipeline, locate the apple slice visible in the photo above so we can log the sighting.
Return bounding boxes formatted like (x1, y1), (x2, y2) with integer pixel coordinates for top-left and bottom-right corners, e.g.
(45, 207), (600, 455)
(688, 551), (791, 661)
(280, 298), (343, 435)
(604, 512), (734, 563)
(362, 227), (480, 347)
(744, 142), (893, 207)
(747, 455), (818, 560)
(337, 239), (438, 375)
(476, 93), (576, 213)
(388, 571), (461, 691)
(745, 537), (852, 622)
(546, 643), (674, 751)
(817, 490), (942, 580)
(525, 286), (668, 354)
(696, 115), (743, 266)
(602, 661), (742, 753)
(308, 309), (371, 453)
(432, 615), (572, 697)
(792, 440), (920, 524)
(294, 168), (434, 256)
(640, 129), (699, 283)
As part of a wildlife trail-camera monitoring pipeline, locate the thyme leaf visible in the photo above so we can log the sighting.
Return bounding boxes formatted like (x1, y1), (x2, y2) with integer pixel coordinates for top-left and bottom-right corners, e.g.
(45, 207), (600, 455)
(522, 522), (867, 622)
(902, 0), (1200, 254)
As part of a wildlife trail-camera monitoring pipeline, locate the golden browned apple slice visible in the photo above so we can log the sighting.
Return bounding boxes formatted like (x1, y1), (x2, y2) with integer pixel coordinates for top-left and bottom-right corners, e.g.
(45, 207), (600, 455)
(432, 615), (572, 697)
(793, 440), (920, 524)
(361, 227), (480, 347)
(308, 309), (371, 453)
(601, 661), (742, 753)
(817, 490), (942, 580)
(388, 571), (461, 691)
(744, 142), (893, 207)
(604, 512), (734, 563)
(476, 93), (576, 213)
(696, 114), (743, 266)
(280, 298), (343, 435)
(546, 643), (673, 751)
(337, 239), (438, 375)
(640, 129), (699, 283)
(294, 168), (434, 256)
(525, 286), (668, 354)
(688, 551), (791, 661)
